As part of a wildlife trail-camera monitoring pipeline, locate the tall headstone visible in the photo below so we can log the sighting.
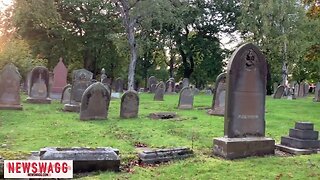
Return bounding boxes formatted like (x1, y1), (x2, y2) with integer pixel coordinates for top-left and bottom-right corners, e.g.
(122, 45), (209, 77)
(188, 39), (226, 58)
(154, 82), (165, 101)
(148, 76), (157, 93)
(182, 78), (189, 88)
(178, 87), (194, 109)
(114, 77), (124, 93)
(213, 43), (275, 159)
(294, 83), (299, 98)
(120, 90), (139, 118)
(51, 58), (68, 94)
(0, 63), (23, 110)
(64, 69), (93, 112)
(60, 84), (72, 104)
(298, 82), (305, 97)
(273, 85), (285, 99)
(80, 82), (111, 120)
(304, 83), (309, 97)
(26, 66), (51, 104)
(314, 82), (320, 102)
(208, 73), (226, 116)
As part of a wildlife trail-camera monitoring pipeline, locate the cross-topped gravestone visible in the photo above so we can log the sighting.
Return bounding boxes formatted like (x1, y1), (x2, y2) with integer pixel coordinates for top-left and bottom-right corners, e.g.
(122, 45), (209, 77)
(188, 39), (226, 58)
(273, 85), (285, 99)
(64, 69), (93, 112)
(0, 63), (23, 110)
(120, 90), (139, 118)
(26, 66), (51, 104)
(80, 82), (111, 120)
(154, 82), (165, 101)
(213, 43), (275, 159)
(51, 58), (67, 94)
(178, 87), (194, 109)
(208, 73), (226, 116)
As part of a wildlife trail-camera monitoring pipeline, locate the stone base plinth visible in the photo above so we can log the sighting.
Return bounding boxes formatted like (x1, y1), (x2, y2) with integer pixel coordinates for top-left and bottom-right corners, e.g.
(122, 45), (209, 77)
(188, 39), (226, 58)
(64, 103), (80, 112)
(26, 97), (51, 104)
(207, 108), (224, 116)
(276, 144), (319, 155)
(213, 137), (275, 159)
(0, 104), (23, 110)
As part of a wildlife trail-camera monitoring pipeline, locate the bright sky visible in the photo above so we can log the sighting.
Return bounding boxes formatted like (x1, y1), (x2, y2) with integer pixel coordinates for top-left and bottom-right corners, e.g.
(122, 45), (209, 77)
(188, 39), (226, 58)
(0, 0), (12, 12)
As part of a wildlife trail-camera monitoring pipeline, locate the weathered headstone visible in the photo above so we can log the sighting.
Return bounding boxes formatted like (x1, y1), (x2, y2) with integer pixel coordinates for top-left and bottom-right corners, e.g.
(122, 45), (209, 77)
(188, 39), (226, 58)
(314, 82), (320, 102)
(154, 82), (165, 101)
(51, 58), (68, 94)
(213, 43), (275, 159)
(304, 83), (310, 96)
(208, 73), (226, 116)
(26, 66), (51, 104)
(273, 85), (285, 99)
(60, 84), (72, 104)
(276, 122), (320, 155)
(273, 82), (278, 94)
(182, 78), (189, 88)
(166, 79), (175, 93)
(120, 90), (139, 118)
(64, 69), (93, 112)
(148, 76), (157, 93)
(0, 63), (23, 110)
(178, 87), (194, 109)
(294, 83), (299, 98)
(114, 77), (124, 93)
(80, 82), (110, 120)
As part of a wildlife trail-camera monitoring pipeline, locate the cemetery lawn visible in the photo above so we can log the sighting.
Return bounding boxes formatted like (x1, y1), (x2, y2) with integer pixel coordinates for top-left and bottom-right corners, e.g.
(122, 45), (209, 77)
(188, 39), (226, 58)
(1, 93), (320, 179)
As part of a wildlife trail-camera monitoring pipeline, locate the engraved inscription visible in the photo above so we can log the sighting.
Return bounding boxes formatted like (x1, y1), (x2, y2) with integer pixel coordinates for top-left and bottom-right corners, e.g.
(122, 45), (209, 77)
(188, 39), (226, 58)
(238, 115), (259, 120)
(245, 49), (256, 70)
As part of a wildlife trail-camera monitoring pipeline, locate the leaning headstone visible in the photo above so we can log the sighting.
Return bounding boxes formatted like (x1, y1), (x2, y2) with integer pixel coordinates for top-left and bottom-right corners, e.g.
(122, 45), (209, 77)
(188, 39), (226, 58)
(273, 85), (285, 99)
(114, 77), (124, 93)
(39, 147), (120, 172)
(314, 82), (320, 102)
(0, 63), (23, 110)
(148, 76), (157, 93)
(178, 87), (194, 109)
(154, 82), (165, 101)
(182, 78), (189, 88)
(64, 69), (93, 112)
(60, 84), (72, 104)
(213, 43), (275, 159)
(208, 73), (226, 116)
(120, 90), (139, 118)
(26, 66), (51, 104)
(276, 122), (320, 155)
(51, 58), (68, 94)
(80, 82), (111, 120)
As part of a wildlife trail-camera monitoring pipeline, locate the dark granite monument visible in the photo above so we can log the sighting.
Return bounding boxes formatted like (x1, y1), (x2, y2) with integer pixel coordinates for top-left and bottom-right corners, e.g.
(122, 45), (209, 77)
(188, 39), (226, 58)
(208, 73), (226, 116)
(39, 147), (120, 172)
(213, 43), (275, 160)
(80, 82), (111, 120)
(276, 122), (320, 155)
(273, 85), (285, 99)
(26, 66), (52, 104)
(120, 90), (139, 118)
(178, 87), (194, 109)
(51, 58), (67, 94)
(148, 76), (157, 93)
(64, 69), (93, 112)
(114, 77), (124, 93)
(60, 84), (72, 104)
(0, 63), (23, 110)
(154, 81), (165, 101)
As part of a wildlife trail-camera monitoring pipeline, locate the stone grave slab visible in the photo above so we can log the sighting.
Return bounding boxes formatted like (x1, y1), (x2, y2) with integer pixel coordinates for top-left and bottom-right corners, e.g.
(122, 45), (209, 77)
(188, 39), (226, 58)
(138, 147), (193, 164)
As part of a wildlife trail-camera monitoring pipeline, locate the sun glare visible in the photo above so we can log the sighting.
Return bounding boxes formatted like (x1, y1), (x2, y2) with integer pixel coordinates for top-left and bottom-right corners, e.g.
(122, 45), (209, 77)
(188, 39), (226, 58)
(0, 0), (13, 12)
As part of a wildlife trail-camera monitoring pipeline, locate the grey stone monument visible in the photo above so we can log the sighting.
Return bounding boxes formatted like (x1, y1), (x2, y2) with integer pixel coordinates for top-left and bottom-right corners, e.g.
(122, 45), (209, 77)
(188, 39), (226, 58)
(80, 82), (111, 120)
(213, 43), (275, 159)
(64, 69), (93, 112)
(178, 87), (194, 109)
(0, 63), (23, 110)
(60, 84), (72, 104)
(154, 82), (165, 101)
(26, 66), (51, 104)
(148, 76), (157, 93)
(182, 78), (189, 88)
(166, 79), (175, 93)
(120, 90), (139, 118)
(273, 85), (285, 99)
(114, 77), (124, 93)
(208, 73), (226, 116)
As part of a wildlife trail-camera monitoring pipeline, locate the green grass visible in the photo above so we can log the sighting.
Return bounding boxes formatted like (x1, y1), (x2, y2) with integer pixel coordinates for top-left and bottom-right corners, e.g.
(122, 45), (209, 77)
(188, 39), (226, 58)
(1, 93), (320, 179)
